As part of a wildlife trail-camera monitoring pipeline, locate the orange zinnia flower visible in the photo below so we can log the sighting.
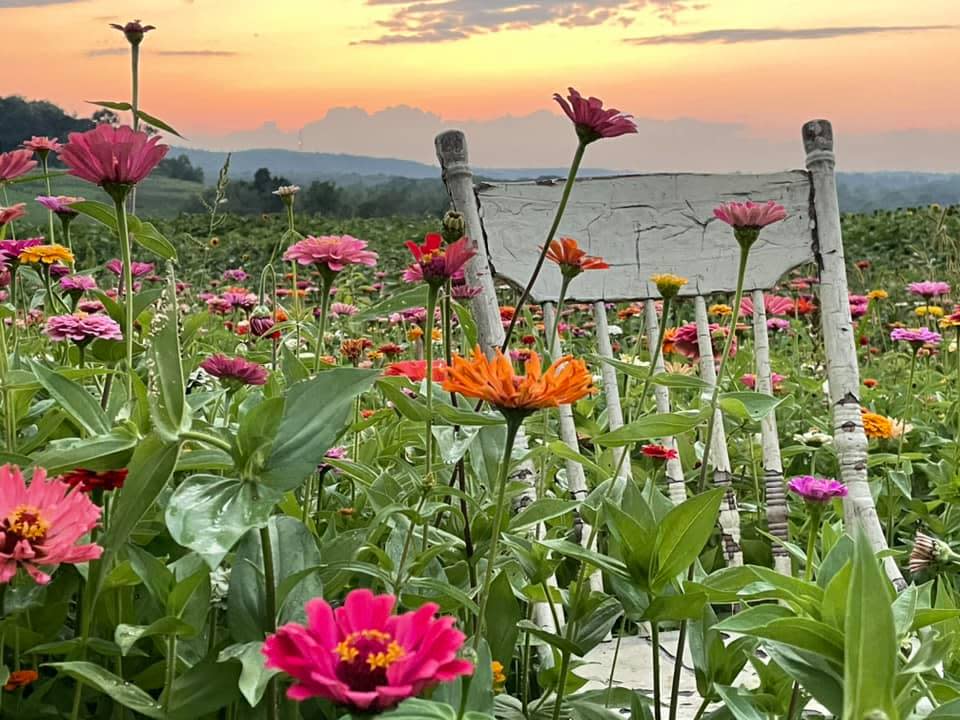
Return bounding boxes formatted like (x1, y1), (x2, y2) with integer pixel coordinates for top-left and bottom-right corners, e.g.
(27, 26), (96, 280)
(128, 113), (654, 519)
(442, 346), (594, 418)
(4, 669), (38, 691)
(862, 410), (895, 440)
(545, 238), (609, 278)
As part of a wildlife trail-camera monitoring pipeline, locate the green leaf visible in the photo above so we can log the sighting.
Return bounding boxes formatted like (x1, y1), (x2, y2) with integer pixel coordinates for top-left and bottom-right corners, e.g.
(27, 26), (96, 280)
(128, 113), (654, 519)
(508, 498), (579, 531)
(262, 368), (379, 490)
(30, 427), (138, 473)
(114, 616), (196, 656)
(452, 301), (478, 348)
(29, 361), (110, 436)
(151, 277), (190, 439)
(218, 641), (279, 707)
(434, 401), (504, 426)
(595, 412), (704, 446)
(538, 538), (630, 579)
(844, 528), (898, 720)
(354, 285), (428, 322)
(718, 391), (784, 422)
(713, 685), (767, 720)
(166, 659), (242, 720)
(641, 592), (708, 623)
(70, 200), (118, 231)
(713, 605), (793, 633)
(650, 488), (722, 592)
(45, 661), (164, 718)
(545, 440), (606, 477)
(649, 372), (710, 390)
(88, 99), (133, 111)
(128, 217), (178, 261)
(374, 698), (495, 720)
(744, 617), (844, 664)
(135, 109), (184, 139)
(484, 571), (521, 667)
(516, 620), (584, 656)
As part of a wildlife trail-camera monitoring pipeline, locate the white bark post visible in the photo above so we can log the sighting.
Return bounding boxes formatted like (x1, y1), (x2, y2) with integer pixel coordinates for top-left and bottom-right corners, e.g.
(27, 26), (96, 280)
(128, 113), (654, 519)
(544, 302), (604, 594)
(694, 296), (743, 567)
(750, 290), (790, 574)
(435, 130), (505, 356)
(644, 299), (686, 505)
(803, 119), (906, 590)
(593, 301), (631, 481)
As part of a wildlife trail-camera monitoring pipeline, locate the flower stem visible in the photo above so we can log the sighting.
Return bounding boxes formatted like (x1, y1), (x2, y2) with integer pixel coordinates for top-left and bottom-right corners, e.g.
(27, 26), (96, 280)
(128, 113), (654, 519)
(547, 276), (571, 357)
(889, 348), (918, 546)
(42, 156), (55, 244)
(162, 634), (178, 714)
(803, 505), (823, 582)
(423, 285), (439, 479)
(473, 417), (521, 650)
(259, 523), (280, 720)
(651, 622), (662, 720)
(129, 43), (140, 215)
(313, 275), (333, 373)
(113, 195), (135, 413)
(501, 140), (587, 352)
(698, 247), (750, 491)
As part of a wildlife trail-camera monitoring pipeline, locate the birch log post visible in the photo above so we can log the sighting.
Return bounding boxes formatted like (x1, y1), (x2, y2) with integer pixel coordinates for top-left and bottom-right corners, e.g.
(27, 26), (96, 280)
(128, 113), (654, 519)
(694, 296), (743, 567)
(803, 119), (906, 590)
(644, 299), (686, 506)
(593, 301), (631, 481)
(749, 289), (790, 574)
(544, 302), (604, 594)
(435, 130), (505, 355)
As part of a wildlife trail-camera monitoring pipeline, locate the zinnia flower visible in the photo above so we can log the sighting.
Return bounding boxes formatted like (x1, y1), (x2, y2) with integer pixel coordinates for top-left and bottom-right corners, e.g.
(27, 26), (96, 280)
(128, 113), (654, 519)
(200, 354), (268, 387)
(385, 360), (448, 383)
(908, 281), (951, 299)
(284, 236), (378, 279)
(262, 589), (473, 711)
(709, 303), (732, 317)
(404, 233), (476, 287)
(36, 195), (82, 218)
(19, 244), (74, 266)
(671, 322), (736, 361)
(861, 410), (895, 440)
(890, 327), (942, 348)
(641, 444), (678, 461)
(59, 124), (168, 197)
(330, 302), (359, 318)
(45, 314), (122, 344)
(60, 275), (97, 294)
(650, 273), (687, 299)
(545, 237), (609, 279)
(0, 204), (27, 227)
(223, 268), (248, 282)
(443, 346), (594, 418)
(739, 294), (795, 317)
(105, 258), (154, 277)
(0, 150), (37, 182)
(867, 289), (888, 301)
(4, 669), (39, 691)
(553, 87), (637, 143)
(787, 475), (847, 504)
(713, 200), (787, 250)
(110, 19), (155, 44)
(0, 464), (103, 584)
(915, 305), (944, 318)
(22, 136), (62, 156)
(60, 468), (128, 493)
(741, 372), (786, 392)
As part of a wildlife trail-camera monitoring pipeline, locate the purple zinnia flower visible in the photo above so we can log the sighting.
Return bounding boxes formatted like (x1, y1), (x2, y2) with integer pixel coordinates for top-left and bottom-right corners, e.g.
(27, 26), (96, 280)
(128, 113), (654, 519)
(223, 268), (248, 282)
(787, 476), (848, 504)
(36, 195), (83, 219)
(766, 318), (790, 332)
(60, 274), (97, 294)
(105, 258), (155, 278)
(908, 281), (951, 299)
(45, 314), (122, 345)
(0, 238), (43, 265)
(891, 327), (942, 347)
(200, 354), (268, 387)
(222, 290), (257, 311)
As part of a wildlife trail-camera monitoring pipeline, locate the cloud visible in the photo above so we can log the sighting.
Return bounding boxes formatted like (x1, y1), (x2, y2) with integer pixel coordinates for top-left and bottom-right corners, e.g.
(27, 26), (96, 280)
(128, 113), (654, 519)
(87, 48), (237, 57)
(357, 0), (699, 44)
(626, 24), (958, 45)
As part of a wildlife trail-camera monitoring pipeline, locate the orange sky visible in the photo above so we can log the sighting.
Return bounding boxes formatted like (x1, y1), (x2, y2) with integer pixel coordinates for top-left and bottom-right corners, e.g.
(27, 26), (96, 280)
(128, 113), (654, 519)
(1, 0), (959, 143)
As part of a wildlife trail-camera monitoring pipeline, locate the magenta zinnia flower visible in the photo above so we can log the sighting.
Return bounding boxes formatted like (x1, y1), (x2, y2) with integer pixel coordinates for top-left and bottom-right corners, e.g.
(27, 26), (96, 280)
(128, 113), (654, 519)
(22, 137), (62, 156)
(554, 87), (637, 143)
(891, 327), (942, 347)
(59, 274), (97, 294)
(672, 322), (736, 361)
(263, 589), (473, 712)
(59, 124), (168, 194)
(0, 204), (27, 227)
(223, 268), (248, 282)
(200, 354), (268, 386)
(284, 235), (378, 278)
(908, 281), (951, 299)
(404, 233), (476, 287)
(0, 237), (42, 264)
(0, 150), (38, 182)
(714, 201), (788, 230)
(0, 464), (103, 585)
(45, 314), (123, 344)
(36, 195), (83, 218)
(787, 475), (848, 504)
(330, 302), (359, 318)
(105, 258), (154, 278)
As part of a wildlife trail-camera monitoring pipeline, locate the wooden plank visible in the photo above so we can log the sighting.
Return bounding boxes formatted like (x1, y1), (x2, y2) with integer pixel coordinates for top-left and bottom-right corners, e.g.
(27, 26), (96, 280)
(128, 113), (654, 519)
(477, 171), (814, 302)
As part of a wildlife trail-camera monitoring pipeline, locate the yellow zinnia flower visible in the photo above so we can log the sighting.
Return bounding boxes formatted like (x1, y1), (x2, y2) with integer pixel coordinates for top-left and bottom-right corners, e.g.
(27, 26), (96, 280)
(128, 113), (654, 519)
(18, 244), (74, 265)
(650, 273), (688, 299)
(709, 303), (732, 317)
(867, 289), (888, 301)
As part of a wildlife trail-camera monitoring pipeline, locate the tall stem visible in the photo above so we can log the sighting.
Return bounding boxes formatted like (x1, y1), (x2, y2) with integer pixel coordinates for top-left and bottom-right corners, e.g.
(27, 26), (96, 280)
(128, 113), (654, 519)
(547, 276), (570, 357)
(423, 285), (439, 479)
(0, 318), (13, 451)
(113, 195), (135, 412)
(889, 348), (918, 546)
(259, 524), (280, 720)
(803, 505), (823, 582)
(501, 141), (586, 352)
(162, 635), (178, 714)
(473, 418), (521, 650)
(698, 248), (750, 491)
(650, 622), (662, 720)
(129, 43), (140, 215)
(313, 275), (333, 373)
(42, 156), (55, 243)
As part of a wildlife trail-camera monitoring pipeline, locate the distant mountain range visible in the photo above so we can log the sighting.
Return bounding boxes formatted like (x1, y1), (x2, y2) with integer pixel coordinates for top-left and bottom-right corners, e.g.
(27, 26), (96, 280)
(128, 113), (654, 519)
(170, 146), (960, 213)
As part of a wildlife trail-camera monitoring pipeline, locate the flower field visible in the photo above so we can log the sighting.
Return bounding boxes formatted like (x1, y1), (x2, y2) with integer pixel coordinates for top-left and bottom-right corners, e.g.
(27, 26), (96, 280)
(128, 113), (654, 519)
(5, 22), (960, 720)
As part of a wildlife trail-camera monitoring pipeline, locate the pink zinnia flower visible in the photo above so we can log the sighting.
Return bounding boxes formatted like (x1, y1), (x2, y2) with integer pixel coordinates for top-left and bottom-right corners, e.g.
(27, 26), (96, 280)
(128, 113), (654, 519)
(671, 322), (736, 361)
(105, 258), (154, 277)
(262, 589), (473, 712)
(553, 87), (637, 143)
(385, 360), (448, 383)
(713, 201), (788, 230)
(223, 268), (248, 282)
(0, 237), (43, 264)
(404, 233), (476, 287)
(0, 204), (27, 227)
(222, 290), (257, 311)
(787, 475), (848, 504)
(741, 372), (786, 392)
(59, 275), (97, 294)
(283, 236), (378, 278)
(891, 327), (942, 347)
(329, 302), (359, 318)
(36, 195), (83, 218)
(0, 150), (38, 182)
(739, 294), (795, 317)
(200, 354), (268, 386)
(59, 124), (168, 191)
(45, 314), (123, 344)
(451, 281), (482, 300)
(908, 281), (951, 299)
(22, 136), (63, 156)
(767, 318), (790, 332)
(0, 464), (103, 585)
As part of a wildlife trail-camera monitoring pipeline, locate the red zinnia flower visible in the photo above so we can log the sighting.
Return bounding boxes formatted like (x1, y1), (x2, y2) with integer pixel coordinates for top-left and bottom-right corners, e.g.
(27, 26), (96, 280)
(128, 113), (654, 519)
(404, 233), (476, 287)
(554, 87), (637, 144)
(4, 669), (39, 691)
(60, 468), (128, 493)
(385, 360), (447, 382)
(641, 444), (678, 461)
(200, 354), (268, 387)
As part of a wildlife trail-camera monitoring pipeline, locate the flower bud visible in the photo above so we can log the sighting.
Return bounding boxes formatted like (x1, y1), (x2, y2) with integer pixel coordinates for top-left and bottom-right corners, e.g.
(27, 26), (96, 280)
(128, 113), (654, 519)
(441, 211), (466, 243)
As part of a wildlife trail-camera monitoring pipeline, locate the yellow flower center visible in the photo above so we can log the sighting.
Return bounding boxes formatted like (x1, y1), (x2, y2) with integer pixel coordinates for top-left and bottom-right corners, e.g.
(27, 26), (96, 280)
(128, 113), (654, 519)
(8, 505), (49, 541)
(334, 629), (406, 672)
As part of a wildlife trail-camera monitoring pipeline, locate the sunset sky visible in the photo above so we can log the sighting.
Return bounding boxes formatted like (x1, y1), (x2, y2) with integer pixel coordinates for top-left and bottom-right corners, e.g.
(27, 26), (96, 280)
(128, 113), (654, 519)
(2, 0), (959, 170)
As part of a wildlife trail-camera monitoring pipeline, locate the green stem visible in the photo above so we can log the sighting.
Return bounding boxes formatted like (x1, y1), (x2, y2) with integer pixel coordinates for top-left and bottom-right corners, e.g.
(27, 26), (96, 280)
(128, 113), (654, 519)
(395, 494), (427, 590)
(313, 275), (333, 373)
(604, 625), (623, 708)
(113, 195), (135, 413)
(692, 697), (711, 720)
(162, 634), (178, 713)
(129, 43), (140, 214)
(667, 621), (687, 720)
(424, 285), (439, 479)
(651, 623), (662, 720)
(804, 505), (822, 582)
(0, 318), (13, 452)
(501, 140), (587, 351)
(889, 348), (918, 546)
(698, 248), (750, 491)
(260, 524), (280, 720)
(181, 430), (232, 452)
(42, 156), (55, 244)
(473, 418), (521, 650)
(547, 276), (571, 357)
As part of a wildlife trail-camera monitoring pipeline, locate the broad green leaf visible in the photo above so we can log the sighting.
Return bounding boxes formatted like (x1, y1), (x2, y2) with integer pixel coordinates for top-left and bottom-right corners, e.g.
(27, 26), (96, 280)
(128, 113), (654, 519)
(434, 401), (504, 426)
(714, 685), (767, 720)
(844, 528), (898, 720)
(129, 217), (178, 261)
(262, 368), (378, 490)
(135, 108), (184, 139)
(166, 659), (242, 720)
(545, 440), (606, 477)
(508, 498), (578, 531)
(595, 412), (704, 446)
(151, 276), (190, 439)
(29, 360), (110, 436)
(538, 538), (630, 579)
(114, 616), (196, 656)
(718, 391), (784, 422)
(714, 604), (793, 633)
(354, 285), (428, 322)
(70, 200), (118, 231)
(30, 427), (138, 473)
(218, 642), (279, 707)
(650, 488), (722, 592)
(373, 698), (495, 720)
(46, 661), (164, 718)
(484, 572), (520, 667)
(452, 300), (478, 348)
(641, 592), (709, 623)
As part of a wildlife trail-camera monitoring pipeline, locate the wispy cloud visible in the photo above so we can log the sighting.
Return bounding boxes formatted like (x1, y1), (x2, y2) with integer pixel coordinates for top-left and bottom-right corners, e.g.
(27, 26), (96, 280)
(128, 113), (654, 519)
(357, 0), (701, 44)
(87, 48), (237, 57)
(625, 24), (958, 45)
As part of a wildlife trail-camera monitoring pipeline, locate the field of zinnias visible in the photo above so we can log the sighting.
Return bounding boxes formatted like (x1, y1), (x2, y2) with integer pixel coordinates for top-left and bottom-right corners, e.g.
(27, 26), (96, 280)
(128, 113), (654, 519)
(5, 19), (960, 720)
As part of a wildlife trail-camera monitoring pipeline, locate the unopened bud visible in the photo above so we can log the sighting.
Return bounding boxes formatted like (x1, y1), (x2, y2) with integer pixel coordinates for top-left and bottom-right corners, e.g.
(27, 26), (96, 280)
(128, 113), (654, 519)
(441, 211), (466, 243)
